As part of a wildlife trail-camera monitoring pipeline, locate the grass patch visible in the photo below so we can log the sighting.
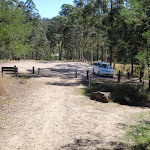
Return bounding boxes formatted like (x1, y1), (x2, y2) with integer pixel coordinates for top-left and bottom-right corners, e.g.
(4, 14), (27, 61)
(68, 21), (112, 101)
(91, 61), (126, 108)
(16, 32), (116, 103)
(124, 112), (150, 150)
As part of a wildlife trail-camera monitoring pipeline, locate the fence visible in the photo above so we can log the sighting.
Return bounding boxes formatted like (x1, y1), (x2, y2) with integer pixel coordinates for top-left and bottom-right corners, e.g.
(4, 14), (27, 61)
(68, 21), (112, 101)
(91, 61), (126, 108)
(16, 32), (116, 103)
(87, 70), (150, 89)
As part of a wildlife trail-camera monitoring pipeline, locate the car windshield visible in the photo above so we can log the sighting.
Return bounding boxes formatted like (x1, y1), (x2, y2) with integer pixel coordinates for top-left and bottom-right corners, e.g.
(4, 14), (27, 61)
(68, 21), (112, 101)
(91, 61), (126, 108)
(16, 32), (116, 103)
(99, 64), (112, 69)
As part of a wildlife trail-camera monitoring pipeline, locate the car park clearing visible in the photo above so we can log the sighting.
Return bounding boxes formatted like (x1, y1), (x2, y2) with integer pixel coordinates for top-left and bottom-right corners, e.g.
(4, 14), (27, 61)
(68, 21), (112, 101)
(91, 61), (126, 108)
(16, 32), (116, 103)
(0, 60), (149, 150)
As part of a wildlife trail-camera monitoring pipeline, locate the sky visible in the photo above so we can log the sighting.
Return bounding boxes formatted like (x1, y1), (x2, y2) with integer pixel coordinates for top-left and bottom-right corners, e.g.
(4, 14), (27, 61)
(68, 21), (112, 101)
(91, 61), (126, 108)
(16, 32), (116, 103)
(22, 0), (74, 19)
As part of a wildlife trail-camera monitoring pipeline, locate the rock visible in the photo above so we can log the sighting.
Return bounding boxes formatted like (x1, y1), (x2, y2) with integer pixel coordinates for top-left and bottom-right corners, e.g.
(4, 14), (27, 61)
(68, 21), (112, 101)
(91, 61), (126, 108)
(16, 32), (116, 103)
(91, 91), (111, 103)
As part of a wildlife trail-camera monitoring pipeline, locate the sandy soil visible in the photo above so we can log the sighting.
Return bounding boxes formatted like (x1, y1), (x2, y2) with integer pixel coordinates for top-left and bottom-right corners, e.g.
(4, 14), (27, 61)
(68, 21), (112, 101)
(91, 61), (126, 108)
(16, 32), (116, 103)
(0, 60), (149, 150)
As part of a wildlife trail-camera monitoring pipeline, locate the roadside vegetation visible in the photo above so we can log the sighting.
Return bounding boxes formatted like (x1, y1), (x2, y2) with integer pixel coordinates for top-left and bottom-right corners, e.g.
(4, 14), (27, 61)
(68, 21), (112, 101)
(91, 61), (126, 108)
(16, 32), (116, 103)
(0, 79), (6, 98)
(80, 78), (150, 106)
(123, 112), (150, 150)
(0, 79), (11, 110)
(78, 78), (150, 149)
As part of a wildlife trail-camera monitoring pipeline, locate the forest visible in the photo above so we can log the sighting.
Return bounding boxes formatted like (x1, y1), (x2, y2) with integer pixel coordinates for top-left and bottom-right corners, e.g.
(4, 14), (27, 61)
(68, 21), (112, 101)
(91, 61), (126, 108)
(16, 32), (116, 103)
(0, 0), (150, 74)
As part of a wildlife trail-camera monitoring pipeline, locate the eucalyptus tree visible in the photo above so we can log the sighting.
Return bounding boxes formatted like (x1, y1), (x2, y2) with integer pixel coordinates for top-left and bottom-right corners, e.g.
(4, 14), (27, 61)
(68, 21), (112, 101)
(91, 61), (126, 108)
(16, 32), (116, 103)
(46, 16), (67, 60)
(93, 0), (109, 61)
(121, 0), (150, 74)
(18, 0), (49, 60)
(59, 4), (78, 60)
(0, 0), (32, 60)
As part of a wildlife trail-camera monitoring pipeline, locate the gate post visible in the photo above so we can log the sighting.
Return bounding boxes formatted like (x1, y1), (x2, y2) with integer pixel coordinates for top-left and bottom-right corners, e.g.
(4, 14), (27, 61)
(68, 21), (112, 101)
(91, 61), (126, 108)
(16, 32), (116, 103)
(118, 70), (121, 82)
(33, 67), (35, 74)
(38, 68), (40, 75)
(75, 69), (77, 78)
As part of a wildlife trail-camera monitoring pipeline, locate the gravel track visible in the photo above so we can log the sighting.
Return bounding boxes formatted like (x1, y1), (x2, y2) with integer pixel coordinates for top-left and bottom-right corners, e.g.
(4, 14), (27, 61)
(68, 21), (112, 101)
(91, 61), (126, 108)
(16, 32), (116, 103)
(0, 60), (149, 150)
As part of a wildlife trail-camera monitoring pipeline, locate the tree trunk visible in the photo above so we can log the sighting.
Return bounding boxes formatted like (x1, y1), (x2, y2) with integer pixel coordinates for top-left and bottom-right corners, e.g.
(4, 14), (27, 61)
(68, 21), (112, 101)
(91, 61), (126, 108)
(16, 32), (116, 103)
(131, 56), (134, 75)
(141, 44), (145, 76)
(24, 54), (25, 60)
(104, 47), (107, 62)
(101, 46), (104, 62)
(9, 49), (12, 61)
(97, 43), (99, 61)
(101, 32), (104, 62)
(59, 44), (62, 60)
(82, 48), (84, 62)
(3, 53), (5, 63)
(110, 0), (113, 66)
(76, 48), (78, 61)
(113, 46), (116, 69)
(79, 47), (81, 61)
(67, 48), (69, 60)
(35, 50), (38, 60)
(111, 0), (113, 11)
(109, 46), (113, 66)
(91, 49), (93, 64)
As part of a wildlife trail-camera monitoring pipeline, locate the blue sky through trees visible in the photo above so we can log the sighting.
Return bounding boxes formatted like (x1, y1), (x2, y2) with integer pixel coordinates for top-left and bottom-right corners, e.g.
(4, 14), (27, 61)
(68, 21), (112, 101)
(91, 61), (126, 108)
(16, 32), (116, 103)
(22, 0), (74, 19)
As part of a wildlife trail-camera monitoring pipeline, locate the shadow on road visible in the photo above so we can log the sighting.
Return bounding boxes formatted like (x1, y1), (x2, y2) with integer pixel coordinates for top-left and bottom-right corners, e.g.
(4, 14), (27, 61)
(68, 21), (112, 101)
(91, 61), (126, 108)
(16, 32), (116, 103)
(59, 138), (125, 150)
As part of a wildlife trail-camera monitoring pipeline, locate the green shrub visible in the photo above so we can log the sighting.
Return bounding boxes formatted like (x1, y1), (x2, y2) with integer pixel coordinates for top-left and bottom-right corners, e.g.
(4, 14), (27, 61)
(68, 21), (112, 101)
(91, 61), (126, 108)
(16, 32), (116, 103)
(81, 79), (148, 106)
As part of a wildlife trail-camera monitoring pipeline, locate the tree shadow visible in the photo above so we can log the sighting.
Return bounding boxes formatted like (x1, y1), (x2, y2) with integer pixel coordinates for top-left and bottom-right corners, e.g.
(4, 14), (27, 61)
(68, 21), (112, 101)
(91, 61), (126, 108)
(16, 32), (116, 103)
(59, 138), (103, 150)
(36, 60), (58, 64)
(58, 138), (126, 150)
(20, 67), (92, 79)
(46, 81), (81, 87)
(18, 73), (78, 79)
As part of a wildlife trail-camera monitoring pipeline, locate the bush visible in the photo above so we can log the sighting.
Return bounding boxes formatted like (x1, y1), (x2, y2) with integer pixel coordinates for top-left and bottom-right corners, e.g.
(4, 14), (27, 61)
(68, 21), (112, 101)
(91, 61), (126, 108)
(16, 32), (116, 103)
(82, 80), (148, 106)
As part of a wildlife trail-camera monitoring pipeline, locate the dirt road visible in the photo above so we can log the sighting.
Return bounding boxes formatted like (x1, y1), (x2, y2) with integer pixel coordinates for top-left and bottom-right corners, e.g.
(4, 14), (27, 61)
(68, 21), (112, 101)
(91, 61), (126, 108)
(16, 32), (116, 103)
(0, 61), (149, 150)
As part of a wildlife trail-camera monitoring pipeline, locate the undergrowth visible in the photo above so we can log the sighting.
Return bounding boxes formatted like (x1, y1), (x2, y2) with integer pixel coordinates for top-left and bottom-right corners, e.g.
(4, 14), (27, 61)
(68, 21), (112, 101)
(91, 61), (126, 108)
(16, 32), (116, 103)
(78, 79), (150, 149)
(80, 79), (149, 106)
(124, 112), (150, 150)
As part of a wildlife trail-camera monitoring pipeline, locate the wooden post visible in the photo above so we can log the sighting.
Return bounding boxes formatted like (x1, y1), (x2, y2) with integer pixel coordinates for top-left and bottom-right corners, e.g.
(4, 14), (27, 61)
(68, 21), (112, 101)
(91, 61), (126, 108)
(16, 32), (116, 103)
(89, 74), (91, 89)
(33, 67), (35, 74)
(139, 71), (142, 82)
(38, 68), (40, 75)
(118, 70), (121, 82)
(75, 69), (77, 78)
(14, 66), (18, 79)
(16, 68), (18, 79)
(1, 68), (3, 78)
(127, 72), (130, 79)
(149, 75), (150, 89)
(87, 70), (89, 79)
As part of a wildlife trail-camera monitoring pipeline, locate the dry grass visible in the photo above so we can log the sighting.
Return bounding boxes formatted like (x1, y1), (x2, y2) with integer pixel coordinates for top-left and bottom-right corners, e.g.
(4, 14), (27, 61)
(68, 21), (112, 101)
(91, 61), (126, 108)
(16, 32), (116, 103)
(114, 63), (140, 74)
(0, 78), (12, 107)
(0, 78), (6, 96)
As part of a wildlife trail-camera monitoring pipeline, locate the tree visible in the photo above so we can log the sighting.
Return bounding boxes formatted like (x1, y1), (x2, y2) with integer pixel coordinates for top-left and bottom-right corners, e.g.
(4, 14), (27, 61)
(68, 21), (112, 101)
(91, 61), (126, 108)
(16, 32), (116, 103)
(0, 0), (32, 60)
(122, 0), (150, 74)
